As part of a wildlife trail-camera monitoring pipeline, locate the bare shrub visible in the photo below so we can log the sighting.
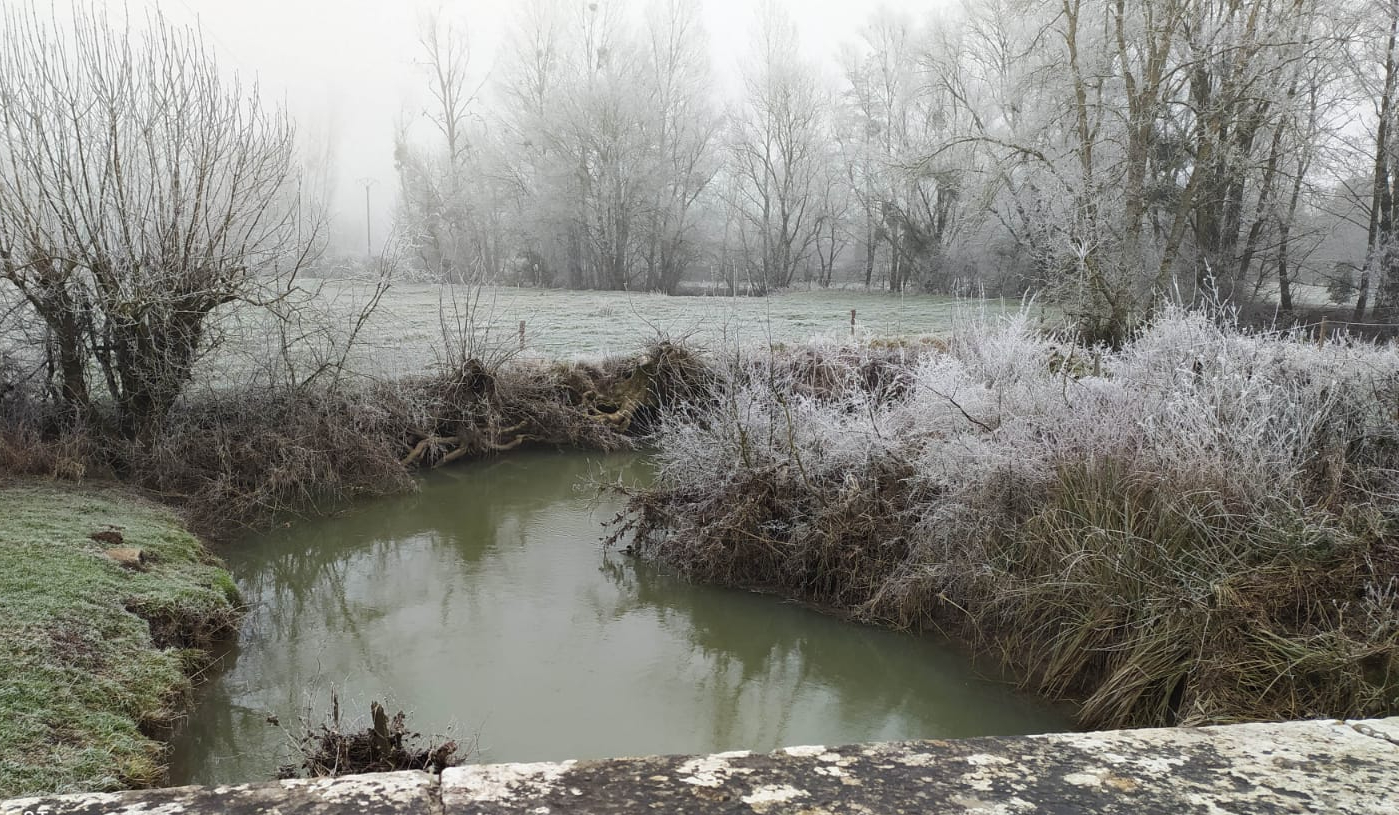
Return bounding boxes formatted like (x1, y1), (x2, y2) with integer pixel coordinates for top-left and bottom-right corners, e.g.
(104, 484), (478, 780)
(132, 385), (412, 532)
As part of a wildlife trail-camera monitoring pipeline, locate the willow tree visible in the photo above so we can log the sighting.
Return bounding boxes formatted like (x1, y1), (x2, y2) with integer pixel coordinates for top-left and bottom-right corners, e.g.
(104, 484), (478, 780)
(0, 2), (312, 438)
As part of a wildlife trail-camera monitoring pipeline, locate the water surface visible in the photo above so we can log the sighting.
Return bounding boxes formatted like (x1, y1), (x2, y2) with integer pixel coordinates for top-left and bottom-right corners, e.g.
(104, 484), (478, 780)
(169, 451), (1067, 784)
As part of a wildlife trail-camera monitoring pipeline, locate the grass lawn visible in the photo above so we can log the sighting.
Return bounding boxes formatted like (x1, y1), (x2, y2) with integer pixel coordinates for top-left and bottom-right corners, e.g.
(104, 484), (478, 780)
(0, 481), (240, 799)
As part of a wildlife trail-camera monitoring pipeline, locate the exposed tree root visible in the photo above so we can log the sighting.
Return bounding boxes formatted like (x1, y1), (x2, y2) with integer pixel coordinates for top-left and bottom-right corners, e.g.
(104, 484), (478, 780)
(393, 340), (710, 470)
(0, 340), (714, 537)
(280, 693), (462, 779)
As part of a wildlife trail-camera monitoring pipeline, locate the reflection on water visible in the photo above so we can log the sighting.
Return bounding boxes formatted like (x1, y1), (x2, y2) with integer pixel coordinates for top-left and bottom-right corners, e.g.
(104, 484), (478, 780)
(167, 450), (1068, 785)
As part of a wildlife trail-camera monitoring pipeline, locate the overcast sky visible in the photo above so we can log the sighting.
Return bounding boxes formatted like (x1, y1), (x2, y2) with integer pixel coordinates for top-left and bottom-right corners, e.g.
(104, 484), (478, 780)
(135, 0), (948, 254)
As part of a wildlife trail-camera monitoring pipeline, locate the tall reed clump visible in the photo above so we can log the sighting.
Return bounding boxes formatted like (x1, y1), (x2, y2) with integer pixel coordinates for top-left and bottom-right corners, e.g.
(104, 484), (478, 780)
(617, 311), (1399, 729)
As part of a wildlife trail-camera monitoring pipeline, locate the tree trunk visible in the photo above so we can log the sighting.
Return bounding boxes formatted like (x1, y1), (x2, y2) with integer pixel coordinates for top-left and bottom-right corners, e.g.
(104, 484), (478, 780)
(864, 213), (876, 289)
(52, 309), (90, 415)
(1236, 106), (1289, 292)
(1359, 14), (1398, 321)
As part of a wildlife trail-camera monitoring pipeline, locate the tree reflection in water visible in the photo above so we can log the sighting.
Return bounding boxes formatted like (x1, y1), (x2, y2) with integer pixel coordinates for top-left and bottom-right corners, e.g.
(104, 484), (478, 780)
(168, 451), (1066, 786)
(594, 550), (1067, 751)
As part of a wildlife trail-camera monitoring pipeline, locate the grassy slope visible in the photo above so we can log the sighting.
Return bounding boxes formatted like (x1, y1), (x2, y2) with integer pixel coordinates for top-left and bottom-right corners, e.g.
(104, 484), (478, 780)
(0, 482), (239, 799)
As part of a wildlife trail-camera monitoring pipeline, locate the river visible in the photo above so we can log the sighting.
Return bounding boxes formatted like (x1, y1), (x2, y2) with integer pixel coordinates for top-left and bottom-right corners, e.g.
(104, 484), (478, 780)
(167, 450), (1068, 784)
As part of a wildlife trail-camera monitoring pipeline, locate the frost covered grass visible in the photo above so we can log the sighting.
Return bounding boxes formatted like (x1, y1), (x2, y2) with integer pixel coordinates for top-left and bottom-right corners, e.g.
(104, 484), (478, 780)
(0, 483), (240, 798)
(273, 282), (1007, 372)
(617, 310), (1399, 729)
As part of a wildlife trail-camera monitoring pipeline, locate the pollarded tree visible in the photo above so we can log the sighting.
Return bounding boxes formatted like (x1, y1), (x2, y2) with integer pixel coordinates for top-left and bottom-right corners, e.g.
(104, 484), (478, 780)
(0, 2), (313, 438)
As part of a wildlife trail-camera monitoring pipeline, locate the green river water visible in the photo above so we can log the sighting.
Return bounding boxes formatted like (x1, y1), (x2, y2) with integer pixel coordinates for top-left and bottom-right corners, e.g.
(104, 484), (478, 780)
(168, 451), (1069, 784)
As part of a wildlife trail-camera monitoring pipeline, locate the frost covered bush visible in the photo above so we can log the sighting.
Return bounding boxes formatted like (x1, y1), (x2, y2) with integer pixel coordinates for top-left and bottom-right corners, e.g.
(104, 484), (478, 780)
(623, 309), (1399, 729)
(630, 344), (923, 605)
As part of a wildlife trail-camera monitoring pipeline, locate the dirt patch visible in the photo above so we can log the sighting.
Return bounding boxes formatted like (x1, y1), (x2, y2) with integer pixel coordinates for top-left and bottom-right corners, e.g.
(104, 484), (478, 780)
(44, 622), (108, 674)
(122, 599), (240, 654)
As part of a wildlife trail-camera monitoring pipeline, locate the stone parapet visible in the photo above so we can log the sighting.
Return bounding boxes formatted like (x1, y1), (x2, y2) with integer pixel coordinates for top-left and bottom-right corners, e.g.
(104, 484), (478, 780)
(6, 717), (1396, 814)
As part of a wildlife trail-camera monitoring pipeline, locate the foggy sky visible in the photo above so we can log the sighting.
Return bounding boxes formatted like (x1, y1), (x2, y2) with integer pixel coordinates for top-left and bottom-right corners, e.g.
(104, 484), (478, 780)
(140, 0), (949, 255)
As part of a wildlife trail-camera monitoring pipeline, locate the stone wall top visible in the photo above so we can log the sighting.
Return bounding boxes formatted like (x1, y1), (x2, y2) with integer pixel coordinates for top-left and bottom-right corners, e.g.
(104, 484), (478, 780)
(6, 717), (1397, 815)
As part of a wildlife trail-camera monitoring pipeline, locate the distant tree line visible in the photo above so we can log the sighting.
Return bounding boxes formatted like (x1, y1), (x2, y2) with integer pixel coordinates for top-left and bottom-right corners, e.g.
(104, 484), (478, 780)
(396, 0), (1399, 338)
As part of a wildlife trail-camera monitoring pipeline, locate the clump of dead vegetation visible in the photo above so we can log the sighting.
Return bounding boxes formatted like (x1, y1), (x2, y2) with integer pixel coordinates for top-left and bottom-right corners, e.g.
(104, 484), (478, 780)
(0, 340), (713, 536)
(278, 693), (462, 779)
(614, 310), (1399, 730)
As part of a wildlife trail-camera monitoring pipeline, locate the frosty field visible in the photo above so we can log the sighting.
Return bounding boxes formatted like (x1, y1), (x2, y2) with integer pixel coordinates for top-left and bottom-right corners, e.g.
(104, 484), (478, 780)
(290, 282), (1023, 376)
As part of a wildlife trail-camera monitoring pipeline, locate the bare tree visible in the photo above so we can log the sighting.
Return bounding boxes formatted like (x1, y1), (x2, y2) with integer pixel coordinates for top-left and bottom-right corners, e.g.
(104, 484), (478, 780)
(811, 156), (855, 288)
(494, 0), (571, 286)
(638, 0), (720, 294)
(0, 2), (314, 438)
(396, 8), (508, 284)
(491, 0), (719, 293)
(729, 0), (825, 293)
(903, 0), (1348, 339)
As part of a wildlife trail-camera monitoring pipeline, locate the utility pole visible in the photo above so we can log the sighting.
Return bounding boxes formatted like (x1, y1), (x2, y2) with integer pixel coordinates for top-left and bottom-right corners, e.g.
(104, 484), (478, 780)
(358, 177), (378, 256)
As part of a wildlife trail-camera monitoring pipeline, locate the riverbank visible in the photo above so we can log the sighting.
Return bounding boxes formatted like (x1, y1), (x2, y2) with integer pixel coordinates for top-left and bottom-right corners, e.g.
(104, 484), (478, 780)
(5, 306), (1398, 793)
(615, 309), (1399, 731)
(0, 342), (709, 538)
(0, 342), (711, 792)
(0, 482), (240, 799)
(0, 344), (708, 793)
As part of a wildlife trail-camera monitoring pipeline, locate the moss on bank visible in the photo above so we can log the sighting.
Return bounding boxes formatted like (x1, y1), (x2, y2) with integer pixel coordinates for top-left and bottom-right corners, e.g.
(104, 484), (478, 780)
(0, 482), (240, 799)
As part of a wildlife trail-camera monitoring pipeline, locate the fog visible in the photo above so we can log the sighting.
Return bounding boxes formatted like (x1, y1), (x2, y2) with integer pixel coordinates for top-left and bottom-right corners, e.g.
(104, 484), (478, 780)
(146, 0), (948, 256)
(6, 0), (1392, 323)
